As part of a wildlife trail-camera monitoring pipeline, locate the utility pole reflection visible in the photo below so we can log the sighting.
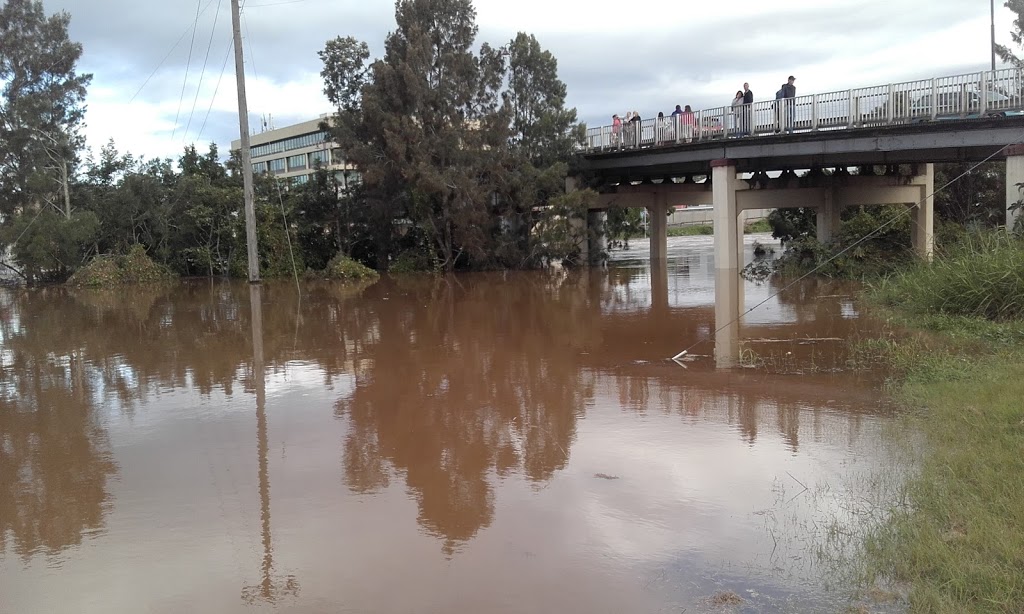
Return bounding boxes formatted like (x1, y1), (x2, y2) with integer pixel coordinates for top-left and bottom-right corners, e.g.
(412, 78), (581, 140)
(241, 284), (299, 605)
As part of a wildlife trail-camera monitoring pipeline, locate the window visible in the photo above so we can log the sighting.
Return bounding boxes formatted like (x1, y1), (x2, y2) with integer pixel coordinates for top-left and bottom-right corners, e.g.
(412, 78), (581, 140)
(252, 161), (267, 174)
(269, 158), (286, 173)
(331, 148), (345, 165)
(291, 174), (310, 186)
(309, 150), (327, 167)
(287, 154), (306, 170)
(250, 131), (328, 159)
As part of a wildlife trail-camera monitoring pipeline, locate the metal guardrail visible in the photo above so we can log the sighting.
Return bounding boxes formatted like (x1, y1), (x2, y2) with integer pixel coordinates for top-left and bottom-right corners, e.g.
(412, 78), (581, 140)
(583, 68), (1024, 152)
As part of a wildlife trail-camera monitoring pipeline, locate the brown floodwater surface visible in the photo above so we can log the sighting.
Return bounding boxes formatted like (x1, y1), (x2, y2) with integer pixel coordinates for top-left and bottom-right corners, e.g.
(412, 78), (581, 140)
(0, 235), (909, 613)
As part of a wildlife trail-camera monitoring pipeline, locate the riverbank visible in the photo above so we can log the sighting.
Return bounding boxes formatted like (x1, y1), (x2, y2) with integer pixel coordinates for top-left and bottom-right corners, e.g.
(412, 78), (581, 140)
(856, 236), (1024, 612)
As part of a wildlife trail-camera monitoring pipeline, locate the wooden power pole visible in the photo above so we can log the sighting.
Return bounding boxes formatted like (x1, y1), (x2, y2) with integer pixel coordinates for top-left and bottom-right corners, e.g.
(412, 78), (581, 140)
(231, 0), (260, 283)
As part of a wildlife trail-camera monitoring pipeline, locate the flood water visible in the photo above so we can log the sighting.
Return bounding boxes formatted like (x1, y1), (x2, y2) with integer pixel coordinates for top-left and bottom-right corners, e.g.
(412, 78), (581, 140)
(1, 234), (908, 613)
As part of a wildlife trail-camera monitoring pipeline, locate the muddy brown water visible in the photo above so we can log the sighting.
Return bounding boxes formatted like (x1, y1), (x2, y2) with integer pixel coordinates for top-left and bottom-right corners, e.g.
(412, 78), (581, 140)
(0, 235), (909, 613)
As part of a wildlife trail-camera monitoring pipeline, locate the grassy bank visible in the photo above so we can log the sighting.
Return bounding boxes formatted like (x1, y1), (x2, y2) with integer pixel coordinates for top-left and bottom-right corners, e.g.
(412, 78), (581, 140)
(857, 234), (1024, 612)
(630, 219), (772, 239)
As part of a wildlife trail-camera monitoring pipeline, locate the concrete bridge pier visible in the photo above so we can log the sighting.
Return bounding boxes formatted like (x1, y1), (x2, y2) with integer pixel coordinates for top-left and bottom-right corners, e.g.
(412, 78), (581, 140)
(710, 159), (746, 368)
(816, 187), (841, 244)
(911, 163), (935, 261)
(712, 159), (742, 271)
(1006, 145), (1024, 231)
(647, 198), (669, 262)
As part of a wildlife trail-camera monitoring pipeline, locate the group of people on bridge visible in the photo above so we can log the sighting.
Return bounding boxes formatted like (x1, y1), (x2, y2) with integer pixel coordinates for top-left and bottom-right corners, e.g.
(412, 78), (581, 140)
(609, 76), (798, 147)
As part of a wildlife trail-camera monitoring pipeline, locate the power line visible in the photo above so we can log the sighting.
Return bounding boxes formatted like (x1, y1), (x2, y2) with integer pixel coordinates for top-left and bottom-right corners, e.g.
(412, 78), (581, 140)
(672, 139), (1024, 361)
(196, 36), (236, 143)
(172, 0), (204, 140)
(127, 0), (218, 104)
(241, 3), (259, 83)
(184, 0), (226, 142)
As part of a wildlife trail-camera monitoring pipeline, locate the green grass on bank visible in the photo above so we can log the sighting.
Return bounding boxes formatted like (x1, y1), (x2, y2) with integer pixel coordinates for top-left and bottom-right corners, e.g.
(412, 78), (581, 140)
(632, 219), (771, 239)
(855, 234), (1024, 612)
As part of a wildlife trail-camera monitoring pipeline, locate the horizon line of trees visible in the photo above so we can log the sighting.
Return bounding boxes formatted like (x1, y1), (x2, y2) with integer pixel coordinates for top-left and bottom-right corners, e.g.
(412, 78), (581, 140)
(3, 0), (1024, 284)
(0, 0), (599, 284)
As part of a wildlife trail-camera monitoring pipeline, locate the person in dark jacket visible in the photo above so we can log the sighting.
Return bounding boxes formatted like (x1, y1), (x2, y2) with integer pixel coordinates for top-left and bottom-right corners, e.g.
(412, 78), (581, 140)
(781, 76), (796, 133)
(742, 83), (754, 134)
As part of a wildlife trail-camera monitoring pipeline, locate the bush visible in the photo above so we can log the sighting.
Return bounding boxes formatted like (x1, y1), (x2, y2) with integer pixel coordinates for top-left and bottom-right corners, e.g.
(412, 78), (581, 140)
(67, 244), (176, 288)
(871, 232), (1024, 321)
(310, 254), (380, 283)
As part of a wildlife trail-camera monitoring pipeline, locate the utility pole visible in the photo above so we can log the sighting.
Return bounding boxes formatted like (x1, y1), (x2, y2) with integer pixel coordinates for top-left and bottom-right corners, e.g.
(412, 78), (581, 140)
(992, 0), (998, 71)
(231, 0), (260, 283)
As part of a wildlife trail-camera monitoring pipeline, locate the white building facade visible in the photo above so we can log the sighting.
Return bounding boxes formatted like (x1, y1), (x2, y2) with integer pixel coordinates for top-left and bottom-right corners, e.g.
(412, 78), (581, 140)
(230, 114), (359, 188)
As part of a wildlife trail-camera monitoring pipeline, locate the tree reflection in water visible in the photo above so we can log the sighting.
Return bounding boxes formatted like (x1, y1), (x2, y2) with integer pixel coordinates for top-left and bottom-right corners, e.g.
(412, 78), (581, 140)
(335, 273), (597, 555)
(0, 290), (118, 561)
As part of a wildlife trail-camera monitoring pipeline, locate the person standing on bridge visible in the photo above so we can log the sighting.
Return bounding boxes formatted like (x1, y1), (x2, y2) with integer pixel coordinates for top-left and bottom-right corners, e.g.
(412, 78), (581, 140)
(731, 91), (744, 135)
(742, 83), (754, 134)
(680, 105), (697, 142)
(628, 111), (642, 147)
(781, 76), (796, 133)
(611, 114), (622, 147)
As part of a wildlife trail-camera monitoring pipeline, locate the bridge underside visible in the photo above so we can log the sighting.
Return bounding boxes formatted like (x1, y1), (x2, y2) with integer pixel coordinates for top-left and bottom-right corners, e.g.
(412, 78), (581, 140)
(572, 117), (1024, 266)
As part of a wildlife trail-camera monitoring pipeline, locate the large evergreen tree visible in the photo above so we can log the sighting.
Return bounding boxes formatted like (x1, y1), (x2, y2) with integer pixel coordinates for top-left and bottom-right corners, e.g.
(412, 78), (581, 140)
(320, 0), (587, 271)
(0, 0), (91, 219)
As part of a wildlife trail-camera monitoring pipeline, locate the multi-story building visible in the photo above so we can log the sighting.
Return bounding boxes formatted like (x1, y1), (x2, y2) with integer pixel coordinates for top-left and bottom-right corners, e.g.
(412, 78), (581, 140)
(230, 114), (359, 188)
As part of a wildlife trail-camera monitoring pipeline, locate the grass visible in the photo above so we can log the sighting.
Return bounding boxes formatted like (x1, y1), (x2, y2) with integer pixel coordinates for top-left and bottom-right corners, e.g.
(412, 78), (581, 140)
(745, 218), (773, 233)
(854, 233), (1024, 612)
(644, 219), (770, 239)
(666, 224), (714, 237)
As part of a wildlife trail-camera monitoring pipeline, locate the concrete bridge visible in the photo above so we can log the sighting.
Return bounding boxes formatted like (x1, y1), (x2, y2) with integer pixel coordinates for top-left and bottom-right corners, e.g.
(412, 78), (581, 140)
(573, 67), (1024, 267)
(571, 67), (1024, 365)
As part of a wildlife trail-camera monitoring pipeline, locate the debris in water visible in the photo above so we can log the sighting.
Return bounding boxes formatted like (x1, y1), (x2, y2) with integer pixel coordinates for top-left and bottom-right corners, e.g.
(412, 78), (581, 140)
(594, 473), (620, 480)
(705, 590), (744, 607)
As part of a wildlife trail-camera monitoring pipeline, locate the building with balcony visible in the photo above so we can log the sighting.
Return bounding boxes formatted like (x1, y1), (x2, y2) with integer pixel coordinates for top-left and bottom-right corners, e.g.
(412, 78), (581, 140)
(230, 114), (360, 188)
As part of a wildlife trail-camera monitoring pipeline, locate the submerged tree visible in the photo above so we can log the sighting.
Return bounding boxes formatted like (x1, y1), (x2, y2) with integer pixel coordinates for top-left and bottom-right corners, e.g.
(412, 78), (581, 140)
(320, 0), (588, 271)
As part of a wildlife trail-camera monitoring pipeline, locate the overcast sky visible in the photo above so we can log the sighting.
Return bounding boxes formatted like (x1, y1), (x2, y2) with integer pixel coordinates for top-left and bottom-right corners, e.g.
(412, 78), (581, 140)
(43, 0), (1014, 163)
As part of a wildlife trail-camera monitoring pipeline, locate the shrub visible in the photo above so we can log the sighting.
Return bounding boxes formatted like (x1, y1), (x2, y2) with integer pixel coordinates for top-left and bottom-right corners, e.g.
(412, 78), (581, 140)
(67, 244), (176, 288)
(871, 232), (1024, 321)
(311, 254), (380, 283)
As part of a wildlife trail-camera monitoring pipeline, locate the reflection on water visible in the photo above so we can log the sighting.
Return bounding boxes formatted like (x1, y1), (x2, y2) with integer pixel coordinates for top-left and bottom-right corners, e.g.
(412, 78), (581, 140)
(0, 235), (906, 613)
(0, 290), (118, 562)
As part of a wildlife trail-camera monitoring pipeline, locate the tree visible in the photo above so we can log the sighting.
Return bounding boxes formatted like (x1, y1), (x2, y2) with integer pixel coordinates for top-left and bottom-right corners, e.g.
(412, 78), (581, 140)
(0, 0), (91, 220)
(996, 0), (1024, 68)
(323, 0), (507, 271)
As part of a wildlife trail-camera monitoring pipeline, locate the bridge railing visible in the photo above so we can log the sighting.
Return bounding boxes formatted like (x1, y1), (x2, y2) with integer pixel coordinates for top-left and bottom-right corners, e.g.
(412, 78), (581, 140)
(583, 68), (1024, 152)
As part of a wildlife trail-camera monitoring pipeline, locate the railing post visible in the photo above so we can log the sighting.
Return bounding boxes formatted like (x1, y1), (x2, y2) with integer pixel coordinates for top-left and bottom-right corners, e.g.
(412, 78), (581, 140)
(980, 71), (988, 115)
(674, 114), (681, 144)
(812, 94), (819, 130)
(930, 78), (938, 121)
(847, 90), (853, 128)
(886, 84), (894, 124)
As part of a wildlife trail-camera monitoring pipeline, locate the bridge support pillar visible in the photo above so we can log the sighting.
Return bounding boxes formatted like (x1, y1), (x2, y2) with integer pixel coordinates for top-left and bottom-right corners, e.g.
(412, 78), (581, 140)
(647, 197), (669, 262)
(911, 163), (934, 261)
(712, 159), (743, 368)
(587, 210), (606, 265)
(712, 160), (740, 270)
(816, 187), (842, 244)
(1006, 145), (1024, 231)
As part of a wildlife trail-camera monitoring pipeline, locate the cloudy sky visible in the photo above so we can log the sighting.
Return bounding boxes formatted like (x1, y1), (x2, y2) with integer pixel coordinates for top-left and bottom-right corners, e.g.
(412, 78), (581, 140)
(44, 0), (1012, 163)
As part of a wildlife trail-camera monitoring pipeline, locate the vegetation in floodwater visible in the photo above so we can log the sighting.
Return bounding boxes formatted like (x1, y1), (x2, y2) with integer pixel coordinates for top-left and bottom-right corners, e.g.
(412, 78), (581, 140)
(308, 254), (380, 283)
(667, 224), (714, 237)
(852, 232), (1024, 612)
(66, 245), (176, 288)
